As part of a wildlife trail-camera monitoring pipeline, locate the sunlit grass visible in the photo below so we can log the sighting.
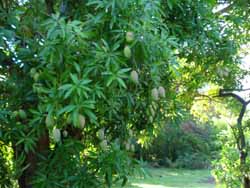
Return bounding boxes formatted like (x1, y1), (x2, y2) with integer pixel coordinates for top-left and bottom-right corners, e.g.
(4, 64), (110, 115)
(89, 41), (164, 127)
(132, 184), (175, 188)
(115, 168), (225, 188)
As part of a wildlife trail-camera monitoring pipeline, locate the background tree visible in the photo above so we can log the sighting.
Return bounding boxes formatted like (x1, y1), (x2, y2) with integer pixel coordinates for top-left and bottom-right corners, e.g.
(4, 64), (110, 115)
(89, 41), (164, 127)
(214, 88), (250, 188)
(191, 85), (250, 188)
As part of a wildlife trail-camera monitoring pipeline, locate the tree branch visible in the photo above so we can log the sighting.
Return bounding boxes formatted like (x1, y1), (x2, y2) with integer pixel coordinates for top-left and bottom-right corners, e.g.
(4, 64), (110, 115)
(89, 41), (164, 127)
(221, 88), (250, 92)
(194, 94), (222, 103)
(238, 104), (246, 126)
(219, 90), (246, 105)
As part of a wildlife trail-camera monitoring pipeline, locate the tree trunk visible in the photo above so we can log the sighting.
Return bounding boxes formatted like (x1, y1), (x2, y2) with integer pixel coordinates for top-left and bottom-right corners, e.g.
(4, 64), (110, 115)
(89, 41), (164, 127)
(244, 177), (250, 188)
(17, 129), (50, 188)
(240, 151), (250, 188)
(18, 173), (27, 188)
(237, 105), (248, 188)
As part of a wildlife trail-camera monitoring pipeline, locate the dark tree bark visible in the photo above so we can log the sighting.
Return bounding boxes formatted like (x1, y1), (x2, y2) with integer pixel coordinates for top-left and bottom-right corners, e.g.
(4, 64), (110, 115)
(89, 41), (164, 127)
(45, 0), (54, 14)
(244, 177), (250, 188)
(17, 129), (50, 188)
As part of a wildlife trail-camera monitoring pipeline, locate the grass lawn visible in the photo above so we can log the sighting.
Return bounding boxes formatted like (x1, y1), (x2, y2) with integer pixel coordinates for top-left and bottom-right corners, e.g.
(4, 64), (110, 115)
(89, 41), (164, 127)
(115, 168), (225, 188)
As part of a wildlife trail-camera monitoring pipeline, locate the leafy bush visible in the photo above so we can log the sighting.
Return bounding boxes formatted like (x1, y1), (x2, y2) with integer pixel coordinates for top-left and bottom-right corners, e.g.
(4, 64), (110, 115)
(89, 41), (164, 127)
(0, 151), (11, 187)
(212, 129), (250, 188)
(0, 143), (16, 188)
(174, 153), (210, 169)
(31, 142), (138, 188)
(141, 120), (218, 169)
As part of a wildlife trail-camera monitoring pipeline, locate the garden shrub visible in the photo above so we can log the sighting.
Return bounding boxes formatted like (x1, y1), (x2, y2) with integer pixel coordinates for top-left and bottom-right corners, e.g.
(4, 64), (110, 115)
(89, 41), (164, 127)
(141, 120), (218, 169)
(213, 129), (250, 188)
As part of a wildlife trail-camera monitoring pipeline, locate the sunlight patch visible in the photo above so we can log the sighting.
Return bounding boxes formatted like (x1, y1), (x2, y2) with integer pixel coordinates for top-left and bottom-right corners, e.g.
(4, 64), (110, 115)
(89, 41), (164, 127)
(132, 183), (175, 188)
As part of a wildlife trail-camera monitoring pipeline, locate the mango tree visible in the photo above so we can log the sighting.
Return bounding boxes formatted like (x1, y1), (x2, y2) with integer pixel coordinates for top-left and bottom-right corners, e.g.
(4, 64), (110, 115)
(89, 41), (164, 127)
(0, 0), (248, 188)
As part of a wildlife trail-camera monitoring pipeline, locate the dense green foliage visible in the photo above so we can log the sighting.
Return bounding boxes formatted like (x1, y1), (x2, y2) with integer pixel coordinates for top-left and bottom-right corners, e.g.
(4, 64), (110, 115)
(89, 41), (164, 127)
(0, 0), (250, 187)
(140, 119), (219, 169)
(212, 109), (250, 187)
(192, 88), (250, 187)
(0, 143), (14, 187)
